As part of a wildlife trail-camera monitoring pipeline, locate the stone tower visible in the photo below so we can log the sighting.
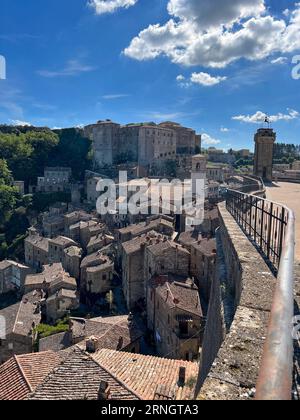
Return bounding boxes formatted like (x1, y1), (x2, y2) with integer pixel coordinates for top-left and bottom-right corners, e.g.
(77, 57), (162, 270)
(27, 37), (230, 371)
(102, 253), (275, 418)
(254, 128), (276, 182)
(191, 154), (207, 196)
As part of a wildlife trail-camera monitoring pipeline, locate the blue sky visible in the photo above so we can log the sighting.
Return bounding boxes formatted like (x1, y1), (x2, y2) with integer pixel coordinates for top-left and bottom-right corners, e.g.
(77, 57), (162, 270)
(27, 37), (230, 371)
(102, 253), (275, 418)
(0, 0), (300, 151)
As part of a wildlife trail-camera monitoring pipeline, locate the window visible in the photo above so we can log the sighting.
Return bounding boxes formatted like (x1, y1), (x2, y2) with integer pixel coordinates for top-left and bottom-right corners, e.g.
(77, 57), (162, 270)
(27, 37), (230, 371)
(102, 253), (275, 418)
(179, 321), (188, 336)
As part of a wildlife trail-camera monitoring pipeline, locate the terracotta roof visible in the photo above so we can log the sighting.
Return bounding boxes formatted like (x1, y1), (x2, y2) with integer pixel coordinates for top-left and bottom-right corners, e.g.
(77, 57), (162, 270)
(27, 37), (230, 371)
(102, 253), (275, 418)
(0, 351), (63, 400)
(39, 332), (72, 352)
(92, 349), (199, 400)
(72, 315), (143, 351)
(190, 238), (217, 256)
(49, 236), (77, 247)
(27, 347), (140, 400)
(25, 235), (49, 252)
(25, 263), (77, 292)
(81, 252), (113, 269)
(153, 278), (202, 318)
(147, 240), (190, 257)
(0, 292), (42, 337)
(118, 217), (173, 237)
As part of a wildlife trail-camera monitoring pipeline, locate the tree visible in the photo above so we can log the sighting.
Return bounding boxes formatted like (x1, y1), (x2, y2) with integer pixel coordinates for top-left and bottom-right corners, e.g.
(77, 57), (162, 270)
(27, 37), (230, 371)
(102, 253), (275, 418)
(0, 184), (19, 225)
(0, 159), (13, 185)
(53, 128), (92, 180)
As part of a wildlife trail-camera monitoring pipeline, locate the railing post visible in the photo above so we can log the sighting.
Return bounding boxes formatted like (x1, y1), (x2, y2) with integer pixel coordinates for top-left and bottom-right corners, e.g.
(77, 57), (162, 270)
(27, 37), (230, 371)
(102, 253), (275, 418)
(267, 203), (273, 260)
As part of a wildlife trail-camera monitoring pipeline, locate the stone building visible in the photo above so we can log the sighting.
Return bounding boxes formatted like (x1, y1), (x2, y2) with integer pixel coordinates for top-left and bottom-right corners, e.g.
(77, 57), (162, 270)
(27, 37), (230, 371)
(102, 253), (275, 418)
(24, 229), (49, 270)
(42, 203), (68, 238)
(64, 210), (94, 236)
(207, 165), (231, 183)
(24, 263), (77, 295)
(80, 252), (114, 298)
(45, 289), (79, 324)
(191, 154), (207, 196)
(62, 246), (83, 281)
(86, 233), (114, 255)
(0, 260), (33, 294)
(70, 314), (143, 354)
(190, 238), (217, 303)
(86, 176), (102, 203)
(48, 236), (77, 264)
(0, 292), (42, 363)
(31, 167), (72, 193)
(144, 239), (191, 285)
(254, 128), (276, 182)
(121, 231), (163, 310)
(13, 181), (25, 196)
(147, 275), (203, 361)
(159, 121), (197, 155)
(84, 120), (120, 168)
(84, 120), (177, 170)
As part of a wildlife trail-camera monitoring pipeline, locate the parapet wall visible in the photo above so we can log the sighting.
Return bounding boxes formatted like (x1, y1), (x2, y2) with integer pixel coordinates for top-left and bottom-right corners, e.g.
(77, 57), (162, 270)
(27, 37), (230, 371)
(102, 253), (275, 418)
(197, 202), (277, 400)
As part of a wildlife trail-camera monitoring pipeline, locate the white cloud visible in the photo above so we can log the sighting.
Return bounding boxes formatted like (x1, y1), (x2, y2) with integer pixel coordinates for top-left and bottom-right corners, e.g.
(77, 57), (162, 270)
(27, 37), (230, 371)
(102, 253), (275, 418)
(176, 74), (185, 82)
(102, 94), (130, 99)
(271, 56), (288, 65)
(190, 72), (227, 86)
(38, 60), (96, 78)
(124, 1), (300, 68)
(221, 127), (230, 132)
(10, 119), (32, 126)
(88, 0), (138, 15)
(232, 109), (299, 123)
(202, 133), (221, 145)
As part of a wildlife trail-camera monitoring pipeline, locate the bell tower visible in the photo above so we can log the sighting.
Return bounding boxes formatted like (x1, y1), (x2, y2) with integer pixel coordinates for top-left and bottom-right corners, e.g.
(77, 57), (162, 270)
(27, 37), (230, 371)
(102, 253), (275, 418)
(254, 127), (276, 182)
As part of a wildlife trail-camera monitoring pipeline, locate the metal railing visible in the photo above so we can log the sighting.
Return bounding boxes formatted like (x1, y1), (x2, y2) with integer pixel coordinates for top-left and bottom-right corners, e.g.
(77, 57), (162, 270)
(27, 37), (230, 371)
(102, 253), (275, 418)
(225, 189), (295, 400)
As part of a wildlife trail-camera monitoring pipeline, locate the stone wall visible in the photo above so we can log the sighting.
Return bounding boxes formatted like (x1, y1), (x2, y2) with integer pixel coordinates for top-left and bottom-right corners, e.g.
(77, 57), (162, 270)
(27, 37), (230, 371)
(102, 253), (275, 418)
(196, 202), (277, 400)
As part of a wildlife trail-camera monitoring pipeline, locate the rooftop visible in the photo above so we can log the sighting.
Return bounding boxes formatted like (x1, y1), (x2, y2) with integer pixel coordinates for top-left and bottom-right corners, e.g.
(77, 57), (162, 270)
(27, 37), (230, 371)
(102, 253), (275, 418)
(0, 292), (42, 337)
(81, 251), (113, 269)
(25, 235), (49, 252)
(191, 237), (217, 256)
(92, 349), (198, 400)
(27, 346), (140, 400)
(0, 351), (63, 400)
(118, 217), (173, 237)
(49, 236), (77, 247)
(151, 276), (202, 318)
(72, 315), (143, 351)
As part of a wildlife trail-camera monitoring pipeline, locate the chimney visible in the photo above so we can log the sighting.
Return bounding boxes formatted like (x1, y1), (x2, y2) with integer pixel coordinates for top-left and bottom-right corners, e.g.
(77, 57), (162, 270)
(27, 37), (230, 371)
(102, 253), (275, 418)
(85, 336), (99, 353)
(117, 336), (124, 350)
(178, 367), (186, 387)
(98, 381), (110, 400)
(128, 312), (134, 327)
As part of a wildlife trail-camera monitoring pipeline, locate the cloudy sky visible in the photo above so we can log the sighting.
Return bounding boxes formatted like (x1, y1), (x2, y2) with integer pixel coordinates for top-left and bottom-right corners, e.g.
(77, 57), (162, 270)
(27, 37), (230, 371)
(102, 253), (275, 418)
(0, 0), (300, 150)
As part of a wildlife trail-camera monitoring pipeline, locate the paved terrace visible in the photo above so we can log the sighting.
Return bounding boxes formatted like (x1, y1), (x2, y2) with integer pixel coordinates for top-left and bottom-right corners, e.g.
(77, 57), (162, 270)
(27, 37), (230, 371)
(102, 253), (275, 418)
(266, 182), (300, 261)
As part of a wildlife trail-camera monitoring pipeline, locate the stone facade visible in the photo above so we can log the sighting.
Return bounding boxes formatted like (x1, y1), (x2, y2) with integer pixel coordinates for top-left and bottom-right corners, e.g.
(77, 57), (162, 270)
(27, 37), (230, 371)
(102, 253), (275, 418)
(0, 293), (42, 364)
(80, 252), (114, 297)
(159, 121), (197, 155)
(48, 236), (77, 264)
(24, 229), (49, 270)
(84, 120), (182, 170)
(190, 238), (217, 303)
(45, 289), (79, 324)
(0, 260), (33, 294)
(254, 128), (276, 182)
(147, 276), (203, 361)
(32, 167), (72, 193)
(197, 202), (277, 400)
(121, 232), (162, 310)
(62, 246), (83, 281)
